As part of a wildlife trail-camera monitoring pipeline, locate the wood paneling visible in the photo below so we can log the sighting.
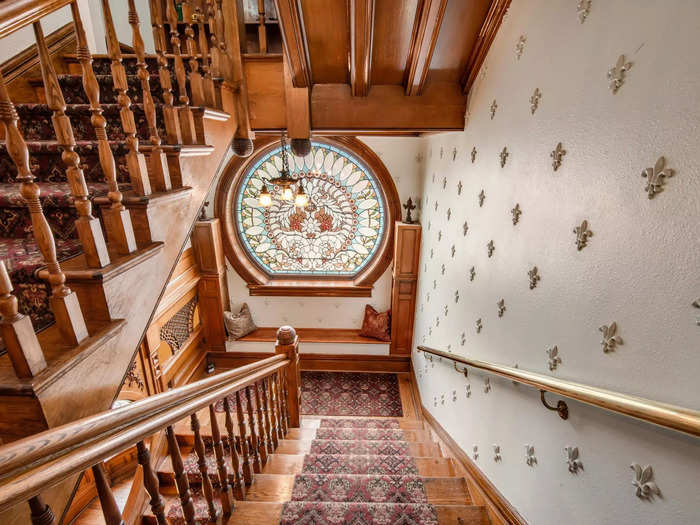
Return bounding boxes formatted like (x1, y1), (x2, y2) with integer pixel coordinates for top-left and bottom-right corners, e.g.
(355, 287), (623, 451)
(299, 0), (349, 84)
(371, 0), (419, 85)
(349, 0), (375, 96)
(274, 0), (311, 87)
(403, 0), (447, 95)
(243, 55), (286, 129)
(390, 223), (421, 355)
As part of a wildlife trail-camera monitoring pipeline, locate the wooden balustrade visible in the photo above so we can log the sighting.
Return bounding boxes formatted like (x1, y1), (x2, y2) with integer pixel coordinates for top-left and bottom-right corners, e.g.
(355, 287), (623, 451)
(252, 380), (269, 465)
(148, 0), (182, 144)
(262, 375), (276, 451)
(244, 384), (263, 472)
(190, 412), (219, 523)
(165, 425), (197, 525)
(212, 403), (237, 507)
(181, 1), (205, 107)
(128, 0), (172, 193)
(194, 1), (218, 108)
(205, 0), (221, 79)
(100, 0), (152, 196)
(222, 398), (245, 499)
(234, 389), (254, 484)
(92, 462), (125, 525)
(257, 0), (267, 53)
(166, 0), (197, 144)
(70, 2), (138, 256)
(34, 21), (111, 269)
(0, 261), (47, 378)
(136, 441), (167, 525)
(28, 495), (54, 525)
(0, 69), (88, 347)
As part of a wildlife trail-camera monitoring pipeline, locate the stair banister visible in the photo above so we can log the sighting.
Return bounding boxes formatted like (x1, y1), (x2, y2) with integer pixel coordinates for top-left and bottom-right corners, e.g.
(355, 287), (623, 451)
(0, 0), (73, 38)
(180, 0), (206, 106)
(417, 345), (700, 438)
(0, 356), (290, 512)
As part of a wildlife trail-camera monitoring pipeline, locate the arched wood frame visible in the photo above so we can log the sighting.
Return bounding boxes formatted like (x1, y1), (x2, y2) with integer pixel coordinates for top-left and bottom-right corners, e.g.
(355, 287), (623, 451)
(215, 136), (401, 297)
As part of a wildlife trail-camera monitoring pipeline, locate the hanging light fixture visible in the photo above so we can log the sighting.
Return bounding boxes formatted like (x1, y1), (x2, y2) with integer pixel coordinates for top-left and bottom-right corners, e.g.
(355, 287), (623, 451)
(258, 132), (309, 208)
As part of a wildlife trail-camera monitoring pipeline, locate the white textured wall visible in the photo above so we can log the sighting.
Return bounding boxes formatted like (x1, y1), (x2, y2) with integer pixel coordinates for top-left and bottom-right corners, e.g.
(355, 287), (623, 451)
(413, 1), (700, 524)
(219, 137), (423, 341)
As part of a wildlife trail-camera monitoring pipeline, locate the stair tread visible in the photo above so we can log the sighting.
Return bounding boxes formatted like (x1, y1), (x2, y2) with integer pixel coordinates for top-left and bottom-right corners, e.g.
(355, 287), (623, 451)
(276, 438), (442, 457)
(285, 426), (431, 442)
(261, 454), (455, 477)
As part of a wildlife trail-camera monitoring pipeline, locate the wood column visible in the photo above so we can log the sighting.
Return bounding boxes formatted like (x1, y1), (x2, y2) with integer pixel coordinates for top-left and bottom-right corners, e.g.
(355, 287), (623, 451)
(275, 326), (300, 428)
(390, 222), (421, 355)
(191, 218), (229, 351)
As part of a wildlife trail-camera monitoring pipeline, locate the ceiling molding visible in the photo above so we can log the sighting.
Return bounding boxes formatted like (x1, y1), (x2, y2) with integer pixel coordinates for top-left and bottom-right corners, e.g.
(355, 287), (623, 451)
(349, 0), (375, 97)
(403, 0), (448, 96)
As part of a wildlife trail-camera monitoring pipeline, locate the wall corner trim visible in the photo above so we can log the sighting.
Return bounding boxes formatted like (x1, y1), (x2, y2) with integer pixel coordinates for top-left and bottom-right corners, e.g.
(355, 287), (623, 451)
(420, 403), (529, 525)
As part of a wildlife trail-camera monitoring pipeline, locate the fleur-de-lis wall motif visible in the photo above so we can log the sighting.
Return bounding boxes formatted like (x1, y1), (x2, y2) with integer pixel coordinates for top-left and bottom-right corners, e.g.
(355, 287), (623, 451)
(493, 444), (501, 461)
(434, 201), (438, 211)
(487, 240), (495, 258)
(433, 279), (436, 290)
(428, 220), (431, 231)
(528, 266), (541, 289)
(442, 176), (447, 189)
(630, 464), (661, 500)
(471, 147), (477, 163)
(515, 35), (526, 59)
(440, 393), (445, 404)
(433, 396), (437, 407)
(465, 383), (472, 399)
(415, 152), (424, 163)
(476, 318), (483, 333)
(457, 180), (463, 195)
(452, 390), (457, 402)
(470, 266), (476, 281)
(460, 332), (466, 346)
(551, 142), (566, 171)
(473, 445), (478, 460)
(530, 87), (541, 114)
(607, 54), (632, 93)
(463, 221), (469, 236)
(641, 156), (674, 199)
(490, 99), (498, 120)
(565, 446), (584, 473)
(430, 248), (434, 259)
(451, 244), (456, 258)
(497, 299), (506, 317)
(484, 377), (491, 393)
(525, 445), (537, 466)
(478, 190), (486, 207)
(500, 146), (509, 168)
(547, 345), (562, 371)
(447, 208), (452, 220)
(440, 146), (444, 159)
(599, 322), (623, 353)
(438, 230), (442, 241)
(511, 203), (522, 225)
(441, 264), (446, 275)
(444, 304), (448, 316)
(574, 219), (593, 250)
(432, 173), (435, 183)
(577, 0), (591, 23)
(693, 299), (700, 326)
(436, 316), (440, 326)
(454, 290), (460, 303)
(452, 147), (458, 161)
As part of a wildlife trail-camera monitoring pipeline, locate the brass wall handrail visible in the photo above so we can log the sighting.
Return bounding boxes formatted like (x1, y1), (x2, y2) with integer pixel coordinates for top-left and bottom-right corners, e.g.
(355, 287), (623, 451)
(0, 0), (74, 39)
(0, 354), (288, 511)
(417, 345), (700, 438)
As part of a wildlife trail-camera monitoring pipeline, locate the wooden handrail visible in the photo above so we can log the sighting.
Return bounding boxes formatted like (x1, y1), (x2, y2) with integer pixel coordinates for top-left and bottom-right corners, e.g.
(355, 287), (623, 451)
(0, 0), (73, 39)
(0, 355), (289, 512)
(417, 346), (700, 438)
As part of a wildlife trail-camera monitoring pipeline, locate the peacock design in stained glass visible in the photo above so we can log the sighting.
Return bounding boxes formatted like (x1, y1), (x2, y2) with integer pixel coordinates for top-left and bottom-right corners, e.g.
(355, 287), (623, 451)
(236, 141), (386, 275)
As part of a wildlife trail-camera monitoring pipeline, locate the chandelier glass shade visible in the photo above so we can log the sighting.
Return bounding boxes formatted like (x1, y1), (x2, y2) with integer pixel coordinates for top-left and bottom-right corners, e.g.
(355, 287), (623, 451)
(258, 133), (308, 208)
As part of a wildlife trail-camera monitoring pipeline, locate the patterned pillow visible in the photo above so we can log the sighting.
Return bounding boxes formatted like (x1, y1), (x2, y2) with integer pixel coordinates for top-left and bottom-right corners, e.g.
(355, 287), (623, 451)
(224, 303), (257, 340)
(359, 304), (391, 342)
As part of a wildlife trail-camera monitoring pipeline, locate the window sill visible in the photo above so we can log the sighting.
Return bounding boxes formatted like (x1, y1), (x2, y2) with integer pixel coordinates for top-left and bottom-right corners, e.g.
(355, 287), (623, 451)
(247, 282), (373, 297)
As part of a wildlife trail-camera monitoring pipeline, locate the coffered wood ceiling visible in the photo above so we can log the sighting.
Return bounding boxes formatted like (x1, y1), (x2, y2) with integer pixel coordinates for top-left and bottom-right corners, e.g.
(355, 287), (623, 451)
(245, 0), (510, 135)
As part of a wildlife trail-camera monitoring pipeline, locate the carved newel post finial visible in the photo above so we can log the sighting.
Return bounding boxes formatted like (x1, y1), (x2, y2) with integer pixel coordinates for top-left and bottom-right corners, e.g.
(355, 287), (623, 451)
(403, 198), (416, 224)
(199, 201), (210, 221)
(276, 325), (297, 346)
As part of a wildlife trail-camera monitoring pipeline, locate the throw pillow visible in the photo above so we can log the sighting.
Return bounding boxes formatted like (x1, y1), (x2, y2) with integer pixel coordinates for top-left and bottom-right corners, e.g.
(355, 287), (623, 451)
(224, 303), (257, 340)
(359, 304), (391, 341)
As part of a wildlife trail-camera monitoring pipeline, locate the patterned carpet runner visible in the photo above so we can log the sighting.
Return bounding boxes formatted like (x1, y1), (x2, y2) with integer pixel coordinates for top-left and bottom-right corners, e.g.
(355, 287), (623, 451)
(279, 502), (439, 525)
(301, 372), (403, 417)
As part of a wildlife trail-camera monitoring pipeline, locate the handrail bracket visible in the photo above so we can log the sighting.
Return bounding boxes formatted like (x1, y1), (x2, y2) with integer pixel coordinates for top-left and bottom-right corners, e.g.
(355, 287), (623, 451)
(540, 390), (569, 420)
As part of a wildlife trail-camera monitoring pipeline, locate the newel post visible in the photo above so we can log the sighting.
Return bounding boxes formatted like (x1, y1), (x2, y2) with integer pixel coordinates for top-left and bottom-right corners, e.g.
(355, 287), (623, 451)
(275, 325), (300, 428)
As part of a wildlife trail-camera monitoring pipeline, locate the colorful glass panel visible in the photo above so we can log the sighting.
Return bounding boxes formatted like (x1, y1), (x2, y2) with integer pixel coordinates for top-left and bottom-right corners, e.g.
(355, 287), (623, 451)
(235, 142), (386, 275)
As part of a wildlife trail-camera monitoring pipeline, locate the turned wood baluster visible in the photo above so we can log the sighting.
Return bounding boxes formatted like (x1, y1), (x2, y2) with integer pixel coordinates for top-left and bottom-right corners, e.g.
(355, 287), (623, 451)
(128, 0), (171, 192)
(28, 495), (55, 525)
(92, 463), (126, 525)
(205, 0), (221, 79)
(252, 381), (269, 465)
(148, 0), (182, 144)
(195, 1), (217, 107)
(221, 398), (245, 499)
(136, 441), (167, 525)
(245, 385), (265, 469)
(181, 1), (205, 106)
(165, 425), (197, 525)
(70, 2), (137, 256)
(257, 0), (267, 53)
(235, 389), (255, 481)
(262, 376), (277, 451)
(281, 370), (290, 432)
(0, 70), (88, 346)
(213, 0), (231, 81)
(166, 0), (198, 144)
(34, 21), (111, 269)
(208, 403), (235, 513)
(190, 412), (219, 523)
(0, 260), (47, 378)
(100, 0), (152, 196)
(273, 372), (285, 439)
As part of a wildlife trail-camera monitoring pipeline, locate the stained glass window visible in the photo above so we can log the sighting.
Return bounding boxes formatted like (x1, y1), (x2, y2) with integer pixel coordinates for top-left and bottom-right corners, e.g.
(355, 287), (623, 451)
(235, 141), (387, 276)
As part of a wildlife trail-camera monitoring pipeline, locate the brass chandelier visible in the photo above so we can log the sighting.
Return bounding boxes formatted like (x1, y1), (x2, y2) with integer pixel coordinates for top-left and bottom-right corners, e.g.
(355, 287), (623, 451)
(258, 133), (308, 208)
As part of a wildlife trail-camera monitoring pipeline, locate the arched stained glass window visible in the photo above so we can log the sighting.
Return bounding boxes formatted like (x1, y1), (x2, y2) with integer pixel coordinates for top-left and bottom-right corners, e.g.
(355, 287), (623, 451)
(235, 141), (387, 276)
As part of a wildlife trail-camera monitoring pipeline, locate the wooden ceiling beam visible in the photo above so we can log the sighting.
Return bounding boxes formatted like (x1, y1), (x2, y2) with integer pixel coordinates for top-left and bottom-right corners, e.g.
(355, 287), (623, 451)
(460, 0), (511, 95)
(349, 0), (375, 97)
(274, 0), (312, 88)
(283, 51), (311, 155)
(403, 0), (448, 96)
